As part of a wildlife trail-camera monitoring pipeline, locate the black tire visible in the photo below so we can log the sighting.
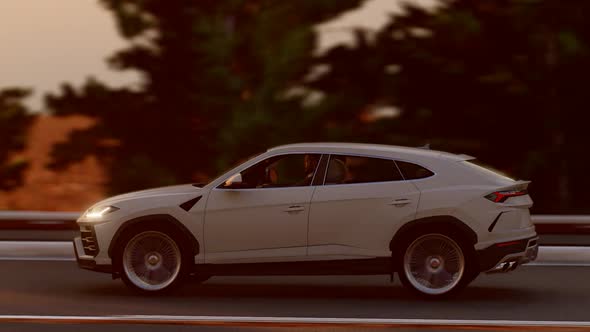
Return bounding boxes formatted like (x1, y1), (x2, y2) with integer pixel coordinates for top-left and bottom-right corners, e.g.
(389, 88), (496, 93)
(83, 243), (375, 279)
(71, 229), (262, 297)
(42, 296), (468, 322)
(190, 274), (211, 284)
(115, 223), (191, 294)
(464, 269), (480, 284)
(395, 227), (477, 298)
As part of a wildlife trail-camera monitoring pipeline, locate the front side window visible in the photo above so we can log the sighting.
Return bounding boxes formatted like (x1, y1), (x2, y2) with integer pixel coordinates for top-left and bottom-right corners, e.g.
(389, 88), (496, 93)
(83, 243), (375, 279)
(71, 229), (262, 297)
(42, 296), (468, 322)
(222, 154), (321, 189)
(325, 155), (403, 185)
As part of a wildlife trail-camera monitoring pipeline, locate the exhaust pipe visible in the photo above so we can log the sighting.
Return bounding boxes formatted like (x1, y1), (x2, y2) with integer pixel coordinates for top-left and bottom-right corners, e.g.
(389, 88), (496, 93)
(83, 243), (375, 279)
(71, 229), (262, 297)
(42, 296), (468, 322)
(502, 262), (511, 272)
(486, 261), (519, 274)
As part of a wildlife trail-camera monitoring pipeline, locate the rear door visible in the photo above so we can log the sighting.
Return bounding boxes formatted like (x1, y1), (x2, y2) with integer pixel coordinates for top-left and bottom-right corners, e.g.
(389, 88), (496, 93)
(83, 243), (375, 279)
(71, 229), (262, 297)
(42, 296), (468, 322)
(308, 154), (420, 259)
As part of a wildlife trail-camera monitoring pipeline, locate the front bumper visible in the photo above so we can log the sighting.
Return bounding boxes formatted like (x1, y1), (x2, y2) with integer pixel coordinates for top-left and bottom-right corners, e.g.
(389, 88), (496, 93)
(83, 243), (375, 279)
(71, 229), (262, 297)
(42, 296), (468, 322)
(73, 237), (112, 274)
(477, 236), (538, 273)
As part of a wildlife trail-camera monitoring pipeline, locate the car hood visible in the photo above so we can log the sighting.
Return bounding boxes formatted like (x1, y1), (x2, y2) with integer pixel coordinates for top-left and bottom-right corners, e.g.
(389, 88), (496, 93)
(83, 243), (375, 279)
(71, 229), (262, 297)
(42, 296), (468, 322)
(97, 184), (203, 206)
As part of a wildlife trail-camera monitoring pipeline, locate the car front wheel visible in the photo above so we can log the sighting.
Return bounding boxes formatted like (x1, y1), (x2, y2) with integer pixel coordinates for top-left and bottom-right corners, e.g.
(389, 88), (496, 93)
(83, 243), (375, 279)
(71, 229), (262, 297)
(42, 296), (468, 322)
(120, 229), (186, 293)
(398, 232), (472, 297)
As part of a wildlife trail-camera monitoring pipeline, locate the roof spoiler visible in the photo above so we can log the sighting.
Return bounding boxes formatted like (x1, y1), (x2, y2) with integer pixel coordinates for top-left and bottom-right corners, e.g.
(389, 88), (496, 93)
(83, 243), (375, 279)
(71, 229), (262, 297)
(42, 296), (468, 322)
(457, 154), (475, 160)
(498, 180), (531, 191)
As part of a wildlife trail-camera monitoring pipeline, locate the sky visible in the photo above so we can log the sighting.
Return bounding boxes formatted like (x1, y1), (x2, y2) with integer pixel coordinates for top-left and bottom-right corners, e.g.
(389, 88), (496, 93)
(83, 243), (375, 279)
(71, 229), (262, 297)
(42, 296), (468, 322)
(0, 1), (137, 110)
(0, 0), (436, 111)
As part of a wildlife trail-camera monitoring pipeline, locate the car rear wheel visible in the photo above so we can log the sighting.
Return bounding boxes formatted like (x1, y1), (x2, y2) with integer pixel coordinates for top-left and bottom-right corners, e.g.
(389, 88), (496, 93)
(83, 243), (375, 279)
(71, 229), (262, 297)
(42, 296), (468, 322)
(398, 232), (471, 297)
(191, 274), (211, 283)
(120, 230), (186, 293)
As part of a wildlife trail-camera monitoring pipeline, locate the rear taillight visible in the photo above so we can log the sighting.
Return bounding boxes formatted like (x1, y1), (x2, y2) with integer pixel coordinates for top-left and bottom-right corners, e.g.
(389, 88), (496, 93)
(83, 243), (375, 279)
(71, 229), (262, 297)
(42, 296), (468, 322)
(485, 190), (528, 203)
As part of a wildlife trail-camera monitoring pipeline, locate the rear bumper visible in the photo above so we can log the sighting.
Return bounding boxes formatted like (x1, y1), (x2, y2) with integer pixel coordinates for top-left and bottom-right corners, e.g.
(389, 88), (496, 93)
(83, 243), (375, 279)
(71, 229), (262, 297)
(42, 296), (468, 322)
(73, 237), (112, 274)
(477, 236), (538, 272)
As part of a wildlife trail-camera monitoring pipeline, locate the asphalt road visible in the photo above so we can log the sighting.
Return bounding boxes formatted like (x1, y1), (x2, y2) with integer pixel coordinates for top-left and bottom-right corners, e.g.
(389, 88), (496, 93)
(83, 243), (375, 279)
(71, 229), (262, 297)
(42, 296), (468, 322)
(0, 261), (588, 321)
(2, 261), (590, 331)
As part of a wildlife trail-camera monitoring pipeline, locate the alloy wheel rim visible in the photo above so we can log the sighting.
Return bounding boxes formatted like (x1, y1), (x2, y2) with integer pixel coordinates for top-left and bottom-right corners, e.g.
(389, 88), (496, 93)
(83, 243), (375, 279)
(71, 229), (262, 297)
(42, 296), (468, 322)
(403, 234), (465, 295)
(123, 231), (181, 291)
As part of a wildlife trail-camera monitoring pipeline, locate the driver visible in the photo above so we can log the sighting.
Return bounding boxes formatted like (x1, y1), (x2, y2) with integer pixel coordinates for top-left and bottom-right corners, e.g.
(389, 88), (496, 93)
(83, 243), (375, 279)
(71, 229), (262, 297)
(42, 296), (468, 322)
(297, 154), (320, 186)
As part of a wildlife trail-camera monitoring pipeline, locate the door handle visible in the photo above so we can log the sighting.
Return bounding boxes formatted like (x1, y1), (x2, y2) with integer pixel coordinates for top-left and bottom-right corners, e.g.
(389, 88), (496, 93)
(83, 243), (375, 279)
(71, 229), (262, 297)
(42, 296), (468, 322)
(389, 199), (411, 207)
(284, 205), (305, 213)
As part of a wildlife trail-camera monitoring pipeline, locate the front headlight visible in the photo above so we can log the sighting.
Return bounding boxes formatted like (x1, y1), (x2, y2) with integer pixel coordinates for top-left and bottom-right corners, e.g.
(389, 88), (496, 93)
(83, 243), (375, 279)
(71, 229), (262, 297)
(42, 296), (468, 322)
(84, 205), (120, 220)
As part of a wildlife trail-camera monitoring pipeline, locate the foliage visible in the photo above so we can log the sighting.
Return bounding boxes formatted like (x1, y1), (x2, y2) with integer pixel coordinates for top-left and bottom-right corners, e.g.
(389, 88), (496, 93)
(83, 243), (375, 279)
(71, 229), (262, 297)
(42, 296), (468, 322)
(0, 88), (33, 190)
(46, 0), (365, 194)
(308, 0), (590, 213)
(43, 0), (590, 213)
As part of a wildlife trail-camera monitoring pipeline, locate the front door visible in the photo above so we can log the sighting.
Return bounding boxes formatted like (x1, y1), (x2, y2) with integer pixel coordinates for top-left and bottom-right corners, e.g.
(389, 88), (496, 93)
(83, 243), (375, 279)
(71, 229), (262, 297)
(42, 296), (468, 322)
(204, 153), (321, 264)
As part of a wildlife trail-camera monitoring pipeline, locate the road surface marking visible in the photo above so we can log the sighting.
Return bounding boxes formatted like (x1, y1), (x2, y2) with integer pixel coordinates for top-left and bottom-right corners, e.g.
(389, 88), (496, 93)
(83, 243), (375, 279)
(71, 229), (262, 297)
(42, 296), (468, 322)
(1, 315), (590, 330)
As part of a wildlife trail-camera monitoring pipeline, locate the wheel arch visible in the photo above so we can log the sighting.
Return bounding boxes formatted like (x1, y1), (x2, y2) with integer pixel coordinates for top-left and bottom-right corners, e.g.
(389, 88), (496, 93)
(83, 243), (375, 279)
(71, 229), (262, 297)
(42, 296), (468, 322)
(107, 214), (200, 259)
(390, 215), (478, 253)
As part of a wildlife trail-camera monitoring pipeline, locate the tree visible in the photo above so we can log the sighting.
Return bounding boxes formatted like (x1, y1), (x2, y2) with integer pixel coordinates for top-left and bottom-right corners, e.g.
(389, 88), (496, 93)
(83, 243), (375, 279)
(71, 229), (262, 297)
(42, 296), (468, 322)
(46, 0), (365, 194)
(0, 88), (33, 190)
(308, 0), (590, 213)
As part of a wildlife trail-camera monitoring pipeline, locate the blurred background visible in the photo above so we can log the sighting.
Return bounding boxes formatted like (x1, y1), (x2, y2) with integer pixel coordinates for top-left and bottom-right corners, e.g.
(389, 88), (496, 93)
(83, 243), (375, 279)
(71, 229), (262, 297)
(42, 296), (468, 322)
(0, 0), (588, 214)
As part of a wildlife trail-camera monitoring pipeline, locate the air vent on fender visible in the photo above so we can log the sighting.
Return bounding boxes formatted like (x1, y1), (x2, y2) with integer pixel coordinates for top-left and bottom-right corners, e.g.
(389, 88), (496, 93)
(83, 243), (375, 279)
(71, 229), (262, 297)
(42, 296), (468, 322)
(180, 196), (202, 211)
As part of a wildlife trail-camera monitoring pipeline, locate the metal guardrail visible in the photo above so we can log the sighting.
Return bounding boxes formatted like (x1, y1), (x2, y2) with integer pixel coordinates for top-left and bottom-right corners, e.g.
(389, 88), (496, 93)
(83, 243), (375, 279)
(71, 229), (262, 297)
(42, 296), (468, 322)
(532, 215), (590, 235)
(0, 211), (79, 230)
(0, 211), (80, 221)
(532, 215), (590, 225)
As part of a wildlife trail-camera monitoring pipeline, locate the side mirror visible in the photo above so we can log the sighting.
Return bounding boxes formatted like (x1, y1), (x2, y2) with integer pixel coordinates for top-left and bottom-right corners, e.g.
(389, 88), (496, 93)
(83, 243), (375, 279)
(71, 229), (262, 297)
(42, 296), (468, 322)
(223, 173), (244, 189)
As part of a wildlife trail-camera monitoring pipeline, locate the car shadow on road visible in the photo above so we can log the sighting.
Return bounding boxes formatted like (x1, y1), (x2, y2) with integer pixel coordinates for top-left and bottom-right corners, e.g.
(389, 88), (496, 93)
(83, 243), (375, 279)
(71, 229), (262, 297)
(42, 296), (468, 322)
(191, 284), (534, 303)
(81, 279), (537, 303)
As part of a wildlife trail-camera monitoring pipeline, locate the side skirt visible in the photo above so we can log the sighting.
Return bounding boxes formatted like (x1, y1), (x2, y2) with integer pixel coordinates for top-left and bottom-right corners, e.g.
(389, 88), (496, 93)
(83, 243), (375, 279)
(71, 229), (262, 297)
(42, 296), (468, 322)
(194, 258), (393, 276)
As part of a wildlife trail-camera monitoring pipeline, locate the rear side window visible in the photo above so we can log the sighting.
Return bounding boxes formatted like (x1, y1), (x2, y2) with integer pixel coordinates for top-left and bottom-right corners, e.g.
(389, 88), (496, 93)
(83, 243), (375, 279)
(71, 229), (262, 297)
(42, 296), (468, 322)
(325, 155), (403, 185)
(396, 161), (434, 180)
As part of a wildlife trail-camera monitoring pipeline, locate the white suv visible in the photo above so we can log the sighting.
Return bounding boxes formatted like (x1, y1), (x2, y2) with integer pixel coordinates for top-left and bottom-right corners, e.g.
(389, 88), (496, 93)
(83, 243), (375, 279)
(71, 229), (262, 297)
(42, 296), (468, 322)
(74, 143), (538, 297)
